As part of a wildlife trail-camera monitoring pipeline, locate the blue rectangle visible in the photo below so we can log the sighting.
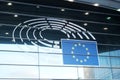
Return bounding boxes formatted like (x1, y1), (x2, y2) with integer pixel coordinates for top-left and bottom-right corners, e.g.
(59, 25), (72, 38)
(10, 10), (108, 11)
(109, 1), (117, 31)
(61, 39), (99, 66)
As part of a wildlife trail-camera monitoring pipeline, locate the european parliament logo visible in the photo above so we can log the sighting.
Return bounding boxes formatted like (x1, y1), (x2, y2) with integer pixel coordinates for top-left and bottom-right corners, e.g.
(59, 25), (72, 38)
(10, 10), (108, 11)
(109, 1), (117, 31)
(61, 39), (99, 66)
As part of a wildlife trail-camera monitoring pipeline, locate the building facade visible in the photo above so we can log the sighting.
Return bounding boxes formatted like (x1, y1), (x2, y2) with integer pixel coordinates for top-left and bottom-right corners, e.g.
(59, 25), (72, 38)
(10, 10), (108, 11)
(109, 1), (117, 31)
(0, 0), (120, 80)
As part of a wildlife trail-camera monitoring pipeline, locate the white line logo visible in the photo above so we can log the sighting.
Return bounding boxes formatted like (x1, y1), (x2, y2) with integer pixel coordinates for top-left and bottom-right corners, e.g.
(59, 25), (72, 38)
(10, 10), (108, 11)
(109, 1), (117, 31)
(12, 18), (96, 48)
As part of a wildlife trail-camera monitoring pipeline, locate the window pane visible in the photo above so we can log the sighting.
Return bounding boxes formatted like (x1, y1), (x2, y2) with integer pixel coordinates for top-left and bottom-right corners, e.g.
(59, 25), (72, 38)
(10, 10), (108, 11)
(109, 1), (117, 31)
(0, 79), (39, 80)
(39, 66), (78, 79)
(94, 34), (120, 45)
(98, 45), (109, 56)
(0, 52), (38, 65)
(109, 49), (120, 57)
(110, 57), (120, 67)
(0, 44), (38, 52)
(99, 56), (110, 67)
(39, 53), (63, 65)
(112, 68), (120, 79)
(78, 67), (112, 79)
(0, 65), (39, 78)
(94, 68), (112, 79)
(39, 47), (62, 53)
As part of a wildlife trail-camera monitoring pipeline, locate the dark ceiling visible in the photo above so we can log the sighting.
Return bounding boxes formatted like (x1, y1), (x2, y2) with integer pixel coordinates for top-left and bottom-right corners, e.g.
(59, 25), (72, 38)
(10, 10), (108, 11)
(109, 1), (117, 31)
(0, 0), (120, 52)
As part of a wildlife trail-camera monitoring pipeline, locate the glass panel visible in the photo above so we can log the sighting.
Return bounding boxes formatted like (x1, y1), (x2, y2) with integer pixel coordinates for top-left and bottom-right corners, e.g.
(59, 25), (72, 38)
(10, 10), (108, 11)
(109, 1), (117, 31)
(112, 68), (120, 80)
(99, 56), (110, 67)
(94, 34), (120, 45)
(39, 53), (63, 65)
(0, 44), (38, 52)
(78, 67), (112, 79)
(0, 51), (38, 65)
(110, 57), (120, 67)
(109, 46), (120, 56)
(98, 45), (109, 56)
(38, 46), (62, 53)
(0, 78), (40, 80)
(39, 53), (111, 67)
(94, 68), (112, 79)
(0, 65), (39, 78)
(39, 66), (78, 79)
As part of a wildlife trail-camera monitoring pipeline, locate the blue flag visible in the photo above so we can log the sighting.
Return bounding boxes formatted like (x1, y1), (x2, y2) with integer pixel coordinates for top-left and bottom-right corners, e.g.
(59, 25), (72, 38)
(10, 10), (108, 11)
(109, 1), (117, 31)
(61, 39), (99, 66)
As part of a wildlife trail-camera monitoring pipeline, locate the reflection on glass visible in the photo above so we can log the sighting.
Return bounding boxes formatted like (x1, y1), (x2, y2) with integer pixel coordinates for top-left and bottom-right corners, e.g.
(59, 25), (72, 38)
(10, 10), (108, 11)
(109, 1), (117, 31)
(82, 68), (95, 79)
(94, 68), (112, 79)
(78, 67), (112, 79)
(109, 50), (120, 56)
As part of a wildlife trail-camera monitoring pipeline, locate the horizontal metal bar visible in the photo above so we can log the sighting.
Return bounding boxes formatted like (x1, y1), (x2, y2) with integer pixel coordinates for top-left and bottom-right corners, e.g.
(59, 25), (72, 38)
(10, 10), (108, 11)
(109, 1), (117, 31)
(0, 49), (120, 57)
(0, 64), (119, 69)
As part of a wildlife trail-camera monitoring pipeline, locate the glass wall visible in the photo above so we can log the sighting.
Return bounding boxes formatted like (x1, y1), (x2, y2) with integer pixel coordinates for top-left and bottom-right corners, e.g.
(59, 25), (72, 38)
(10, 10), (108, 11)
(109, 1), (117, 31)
(0, 0), (120, 80)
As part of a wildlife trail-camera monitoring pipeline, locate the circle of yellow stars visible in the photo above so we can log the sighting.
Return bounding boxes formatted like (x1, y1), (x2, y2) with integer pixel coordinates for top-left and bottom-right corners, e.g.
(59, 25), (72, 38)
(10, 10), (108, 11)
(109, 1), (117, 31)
(71, 43), (90, 63)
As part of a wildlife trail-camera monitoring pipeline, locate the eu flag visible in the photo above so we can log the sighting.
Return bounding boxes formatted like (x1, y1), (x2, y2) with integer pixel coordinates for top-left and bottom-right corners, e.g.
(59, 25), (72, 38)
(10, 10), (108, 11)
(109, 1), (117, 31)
(61, 39), (99, 66)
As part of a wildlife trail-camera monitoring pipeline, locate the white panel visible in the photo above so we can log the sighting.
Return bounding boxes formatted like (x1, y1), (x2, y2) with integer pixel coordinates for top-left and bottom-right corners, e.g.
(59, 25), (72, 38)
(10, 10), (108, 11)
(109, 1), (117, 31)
(38, 46), (62, 53)
(0, 52), (38, 65)
(39, 66), (78, 79)
(78, 67), (84, 79)
(39, 53), (63, 65)
(0, 44), (38, 52)
(0, 65), (39, 78)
